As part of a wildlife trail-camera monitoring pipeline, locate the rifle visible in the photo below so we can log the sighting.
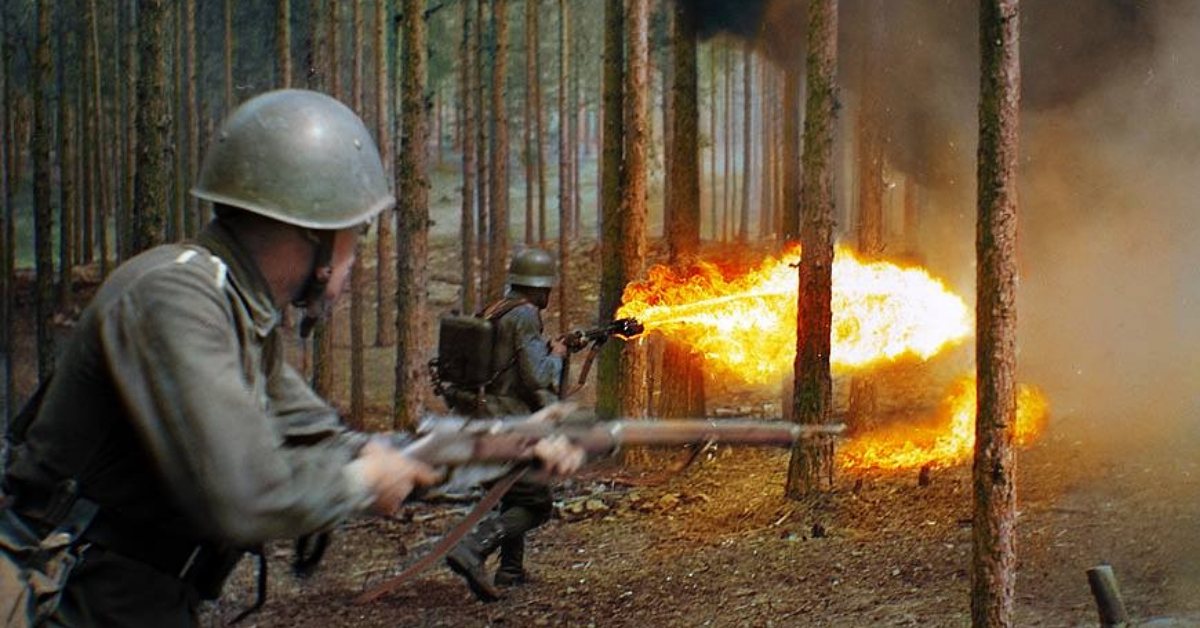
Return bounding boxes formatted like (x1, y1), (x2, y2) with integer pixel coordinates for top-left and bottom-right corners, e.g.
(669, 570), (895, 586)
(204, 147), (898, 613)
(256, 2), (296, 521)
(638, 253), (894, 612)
(355, 412), (845, 604)
(556, 317), (645, 398)
(402, 414), (843, 470)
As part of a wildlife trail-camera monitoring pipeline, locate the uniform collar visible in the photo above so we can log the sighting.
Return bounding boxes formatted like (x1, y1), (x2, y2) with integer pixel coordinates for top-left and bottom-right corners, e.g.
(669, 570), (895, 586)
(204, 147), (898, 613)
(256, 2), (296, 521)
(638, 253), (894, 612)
(196, 221), (281, 336)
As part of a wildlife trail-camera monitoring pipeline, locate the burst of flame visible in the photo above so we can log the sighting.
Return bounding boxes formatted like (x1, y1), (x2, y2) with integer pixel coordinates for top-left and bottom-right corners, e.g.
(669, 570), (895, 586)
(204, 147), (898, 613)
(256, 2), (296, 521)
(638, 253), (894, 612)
(616, 245), (972, 385)
(838, 376), (1051, 471)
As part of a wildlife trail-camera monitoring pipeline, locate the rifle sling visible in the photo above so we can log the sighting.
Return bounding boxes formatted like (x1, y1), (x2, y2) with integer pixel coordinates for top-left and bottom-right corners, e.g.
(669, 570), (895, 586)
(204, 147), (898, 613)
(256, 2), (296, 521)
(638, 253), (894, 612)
(354, 466), (529, 604)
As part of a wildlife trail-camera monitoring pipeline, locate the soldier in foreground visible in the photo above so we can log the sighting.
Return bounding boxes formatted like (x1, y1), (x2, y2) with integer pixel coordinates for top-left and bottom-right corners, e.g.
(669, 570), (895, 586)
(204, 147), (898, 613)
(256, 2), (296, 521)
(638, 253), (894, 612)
(0, 89), (581, 627)
(443, 249), (570, 602)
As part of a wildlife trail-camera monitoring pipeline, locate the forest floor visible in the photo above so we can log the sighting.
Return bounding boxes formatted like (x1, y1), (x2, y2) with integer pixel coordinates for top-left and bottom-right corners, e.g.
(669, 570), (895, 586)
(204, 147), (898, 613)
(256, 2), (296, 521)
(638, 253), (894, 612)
(8, 233), (1200, 628)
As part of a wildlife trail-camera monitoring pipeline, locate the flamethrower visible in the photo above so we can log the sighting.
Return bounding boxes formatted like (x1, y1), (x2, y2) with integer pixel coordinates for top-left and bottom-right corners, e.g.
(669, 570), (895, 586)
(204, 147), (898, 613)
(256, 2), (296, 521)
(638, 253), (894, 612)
(556, 317), (644, 398)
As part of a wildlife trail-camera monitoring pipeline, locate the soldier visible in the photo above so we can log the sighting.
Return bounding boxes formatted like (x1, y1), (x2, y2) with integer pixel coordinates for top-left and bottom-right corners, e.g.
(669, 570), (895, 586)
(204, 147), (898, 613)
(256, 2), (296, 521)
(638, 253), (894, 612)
(444, 249), (569, 602)
(0, 89), (580, 627)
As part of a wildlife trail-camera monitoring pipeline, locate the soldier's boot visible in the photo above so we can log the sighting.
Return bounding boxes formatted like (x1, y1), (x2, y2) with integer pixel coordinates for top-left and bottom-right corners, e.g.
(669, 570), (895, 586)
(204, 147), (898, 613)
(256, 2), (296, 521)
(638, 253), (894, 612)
(445, 517), (506, 602)
(493, 535), (527, 587)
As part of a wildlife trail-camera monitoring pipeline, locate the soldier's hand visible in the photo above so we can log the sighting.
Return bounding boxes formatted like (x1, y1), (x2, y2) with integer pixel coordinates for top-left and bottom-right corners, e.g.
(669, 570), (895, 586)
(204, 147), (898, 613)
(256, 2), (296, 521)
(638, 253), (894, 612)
(549, 337), (569, 357)
(532, 435), (586, 476)
(355, 438), (444, 517)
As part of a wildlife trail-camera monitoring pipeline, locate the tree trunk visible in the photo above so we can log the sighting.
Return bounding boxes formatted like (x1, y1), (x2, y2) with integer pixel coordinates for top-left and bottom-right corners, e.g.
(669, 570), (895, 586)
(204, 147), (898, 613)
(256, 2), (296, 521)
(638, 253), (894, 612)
(486, 0), (510, 302)
(659, 1), (704, 420)
(394, 0), (431, 431)
(33, 0), (56, 380)
(459, 0), (478, 315)
(533, 1), (547, 246)
(786, 0), (838, 499)
(595, 0), (624, 420)
(119, 0), (138, 262)
(972, 1), (1021, 626)
(0, 1), (12, 423)
(522, 0), (536, 246)
(556, 0), (572, 335)
(185, 0), (200, 233)
(278, 0), (292, 87)
(133, 0), (170, 254)
(617, 0), (650, 421)
(847, 0), (885, 431)
(375, 0), (397, 346)
(781, 65), (802, 244)
(57, 21), (76, 310)
(721, 42), (732, 241)
(171, 0), (185, 241)
(224, 0), (234, 111)
(348, 0), (365, 429)
(759, 62), (775, 239)
(474, 0), (490, 286)
(739, 41), (752, 242)
(312, 1), (340, 398)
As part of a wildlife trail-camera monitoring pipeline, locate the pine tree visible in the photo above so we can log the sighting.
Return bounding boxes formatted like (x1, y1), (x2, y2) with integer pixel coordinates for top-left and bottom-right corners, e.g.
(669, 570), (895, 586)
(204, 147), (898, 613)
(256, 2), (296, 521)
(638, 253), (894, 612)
(786, 0), (838, 499)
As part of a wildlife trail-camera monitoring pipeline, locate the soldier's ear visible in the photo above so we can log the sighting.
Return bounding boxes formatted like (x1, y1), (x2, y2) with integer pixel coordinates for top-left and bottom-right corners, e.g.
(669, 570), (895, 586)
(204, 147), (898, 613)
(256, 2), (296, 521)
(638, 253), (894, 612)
(314, 265), (333, 283)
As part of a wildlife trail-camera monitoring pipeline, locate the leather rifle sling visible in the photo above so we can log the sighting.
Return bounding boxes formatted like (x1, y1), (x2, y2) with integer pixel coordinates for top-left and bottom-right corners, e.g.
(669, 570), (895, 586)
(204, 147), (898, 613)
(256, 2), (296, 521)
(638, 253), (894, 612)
(354, 467), (529, 604)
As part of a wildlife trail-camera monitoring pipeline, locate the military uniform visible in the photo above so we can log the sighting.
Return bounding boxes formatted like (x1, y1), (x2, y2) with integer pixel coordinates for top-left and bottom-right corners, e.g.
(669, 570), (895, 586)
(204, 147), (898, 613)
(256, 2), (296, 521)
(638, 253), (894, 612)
(444, 248), (566, 600)
(1, 222), (373, 626)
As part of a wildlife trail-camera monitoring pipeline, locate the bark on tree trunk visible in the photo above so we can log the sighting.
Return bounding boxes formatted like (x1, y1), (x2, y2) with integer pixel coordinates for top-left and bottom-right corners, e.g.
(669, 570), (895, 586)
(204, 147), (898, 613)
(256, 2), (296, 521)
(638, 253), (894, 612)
(1, 2), (12, 422)
(739, 41), (752, 242)
(475, 0), (490, 285)
(786, 0), (838, 499)
(185, 0), (200, 233)
(33, 0), (56, 380)
(224, 0), (234, 111)
(486, 0), (510, 302)
(394, 0), (431, 431)
(557, 0), (572, 336)
(57, 23), (76, 309)
(348, 0), (365, 429)
(596, 0), (625, 420)
(375, 0), (397, 346)
(971, 1), (1021, 626)
(278, 0), (292, 87)
(133, 0), (170, 255)
(617, 0), (650, 422)
(781, 66), (802, 244)
(847, 0), (886, 432)
(459, 0), (478, 315)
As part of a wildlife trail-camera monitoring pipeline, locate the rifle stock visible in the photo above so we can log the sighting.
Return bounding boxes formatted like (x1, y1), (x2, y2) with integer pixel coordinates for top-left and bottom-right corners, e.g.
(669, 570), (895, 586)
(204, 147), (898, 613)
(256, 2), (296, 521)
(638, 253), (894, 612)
(401, 417), (846, 469)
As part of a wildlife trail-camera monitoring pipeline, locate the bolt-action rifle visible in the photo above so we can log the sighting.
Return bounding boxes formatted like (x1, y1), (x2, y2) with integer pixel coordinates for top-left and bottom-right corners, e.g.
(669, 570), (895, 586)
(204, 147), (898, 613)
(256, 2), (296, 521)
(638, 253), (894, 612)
(356, 409), (845, 603)
(556, 317), (645, 398)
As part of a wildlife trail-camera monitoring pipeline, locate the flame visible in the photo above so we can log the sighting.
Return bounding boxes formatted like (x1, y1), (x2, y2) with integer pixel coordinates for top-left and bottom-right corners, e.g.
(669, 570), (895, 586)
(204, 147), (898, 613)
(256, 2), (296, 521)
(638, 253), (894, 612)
(616, 245), (972, 385)
(838, 376), (1051, 471)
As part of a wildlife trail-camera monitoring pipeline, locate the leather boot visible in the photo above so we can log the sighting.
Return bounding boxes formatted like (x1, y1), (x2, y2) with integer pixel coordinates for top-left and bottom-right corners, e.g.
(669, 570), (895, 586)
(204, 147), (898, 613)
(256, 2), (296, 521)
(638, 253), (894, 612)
(493, 535), (527, 587)
(445, 517), (505, 602)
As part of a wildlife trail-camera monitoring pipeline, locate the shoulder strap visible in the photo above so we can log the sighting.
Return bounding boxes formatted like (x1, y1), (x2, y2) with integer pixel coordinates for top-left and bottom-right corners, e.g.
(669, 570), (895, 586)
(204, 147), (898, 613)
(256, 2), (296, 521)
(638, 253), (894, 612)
(479, 297), (530, 322)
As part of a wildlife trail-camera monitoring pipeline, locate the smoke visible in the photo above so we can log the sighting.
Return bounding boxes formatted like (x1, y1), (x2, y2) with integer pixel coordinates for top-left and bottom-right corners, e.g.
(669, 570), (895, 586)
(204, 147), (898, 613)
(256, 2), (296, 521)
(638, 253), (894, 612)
(1019, 1), (1200, 441)
(688, 0), (1200, 443)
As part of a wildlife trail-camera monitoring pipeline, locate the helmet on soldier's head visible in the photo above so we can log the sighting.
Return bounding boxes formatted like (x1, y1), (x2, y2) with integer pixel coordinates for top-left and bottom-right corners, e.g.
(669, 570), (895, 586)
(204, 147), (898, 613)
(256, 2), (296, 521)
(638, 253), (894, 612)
(192, 89), (394, 230)
(508, 249), (556, 289)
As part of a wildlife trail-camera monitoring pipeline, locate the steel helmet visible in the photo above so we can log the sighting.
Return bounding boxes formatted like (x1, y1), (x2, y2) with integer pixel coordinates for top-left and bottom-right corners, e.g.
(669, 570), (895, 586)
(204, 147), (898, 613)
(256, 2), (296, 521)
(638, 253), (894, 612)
(192, 89), (394, 230)
(508, 249), (556, 289)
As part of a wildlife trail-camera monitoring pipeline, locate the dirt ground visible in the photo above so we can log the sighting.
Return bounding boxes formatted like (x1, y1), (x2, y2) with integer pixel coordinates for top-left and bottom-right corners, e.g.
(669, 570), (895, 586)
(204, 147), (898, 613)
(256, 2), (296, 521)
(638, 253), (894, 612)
(8, 235), (1200, 628)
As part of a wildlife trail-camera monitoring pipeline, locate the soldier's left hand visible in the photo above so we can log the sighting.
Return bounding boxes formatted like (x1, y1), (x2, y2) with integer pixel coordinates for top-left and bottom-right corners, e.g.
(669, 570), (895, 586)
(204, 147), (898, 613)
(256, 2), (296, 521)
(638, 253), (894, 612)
(532, 435), (586, 476)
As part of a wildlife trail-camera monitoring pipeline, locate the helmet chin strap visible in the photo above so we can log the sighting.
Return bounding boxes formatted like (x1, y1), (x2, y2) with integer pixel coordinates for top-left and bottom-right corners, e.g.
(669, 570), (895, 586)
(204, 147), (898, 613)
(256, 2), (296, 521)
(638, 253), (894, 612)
(294, 229), (336, 339)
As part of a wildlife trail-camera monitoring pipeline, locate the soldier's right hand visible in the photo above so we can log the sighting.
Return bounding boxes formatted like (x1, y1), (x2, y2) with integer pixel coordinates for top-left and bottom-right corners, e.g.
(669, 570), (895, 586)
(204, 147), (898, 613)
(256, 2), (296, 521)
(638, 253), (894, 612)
(355, 438), (444, 517)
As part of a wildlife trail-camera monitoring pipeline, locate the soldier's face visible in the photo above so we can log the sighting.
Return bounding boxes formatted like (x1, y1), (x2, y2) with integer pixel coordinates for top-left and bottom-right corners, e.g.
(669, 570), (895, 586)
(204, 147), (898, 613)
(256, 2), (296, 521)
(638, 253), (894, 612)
(324, 228), (360, 304)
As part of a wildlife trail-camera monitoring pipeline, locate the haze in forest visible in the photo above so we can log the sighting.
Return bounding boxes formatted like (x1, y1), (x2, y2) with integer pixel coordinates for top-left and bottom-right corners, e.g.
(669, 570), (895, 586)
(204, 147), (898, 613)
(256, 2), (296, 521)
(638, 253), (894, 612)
(711, 0), (1200, 443)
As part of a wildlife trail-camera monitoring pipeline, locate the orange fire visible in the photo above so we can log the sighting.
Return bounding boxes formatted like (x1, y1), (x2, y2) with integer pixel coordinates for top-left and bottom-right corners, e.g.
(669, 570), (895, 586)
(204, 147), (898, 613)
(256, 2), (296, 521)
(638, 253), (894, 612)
(838, 376), (1051, 471)
(616, 245), (972, 385)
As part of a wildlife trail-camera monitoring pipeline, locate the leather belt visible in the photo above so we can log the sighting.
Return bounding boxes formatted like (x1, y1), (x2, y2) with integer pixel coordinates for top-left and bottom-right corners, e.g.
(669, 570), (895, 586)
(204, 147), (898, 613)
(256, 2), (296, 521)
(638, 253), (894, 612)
(8, 482), (214, 581)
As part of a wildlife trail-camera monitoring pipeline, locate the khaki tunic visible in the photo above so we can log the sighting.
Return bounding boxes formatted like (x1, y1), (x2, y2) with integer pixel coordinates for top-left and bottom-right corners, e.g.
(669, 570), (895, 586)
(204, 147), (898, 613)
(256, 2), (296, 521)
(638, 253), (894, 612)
(3, 222), (370, 626)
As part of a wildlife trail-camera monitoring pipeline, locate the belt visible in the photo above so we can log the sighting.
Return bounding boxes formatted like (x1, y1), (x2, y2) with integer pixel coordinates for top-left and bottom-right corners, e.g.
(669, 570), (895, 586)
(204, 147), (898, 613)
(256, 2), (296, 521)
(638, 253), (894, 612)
(8, 481), (216, 581)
